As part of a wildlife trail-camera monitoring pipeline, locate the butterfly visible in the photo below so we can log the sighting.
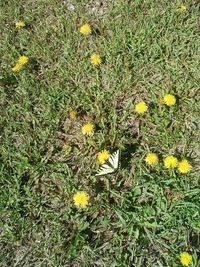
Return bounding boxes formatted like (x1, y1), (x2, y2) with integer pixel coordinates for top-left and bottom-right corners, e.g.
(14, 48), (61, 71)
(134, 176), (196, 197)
(95, 150), (120, 176)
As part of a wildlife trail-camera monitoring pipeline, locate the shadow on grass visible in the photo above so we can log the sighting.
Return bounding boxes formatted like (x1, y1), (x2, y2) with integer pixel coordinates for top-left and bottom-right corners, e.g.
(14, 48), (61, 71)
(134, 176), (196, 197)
(121, 142), (139, 170)
(0, 72), (18, 88)
(94, 179), (105, 194)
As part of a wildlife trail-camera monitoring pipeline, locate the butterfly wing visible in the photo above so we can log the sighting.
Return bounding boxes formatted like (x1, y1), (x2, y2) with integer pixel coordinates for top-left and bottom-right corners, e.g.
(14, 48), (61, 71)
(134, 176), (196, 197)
(95, 150), (120, 176)
(108, 150), (120, 169)
(95, 164), (115, 176)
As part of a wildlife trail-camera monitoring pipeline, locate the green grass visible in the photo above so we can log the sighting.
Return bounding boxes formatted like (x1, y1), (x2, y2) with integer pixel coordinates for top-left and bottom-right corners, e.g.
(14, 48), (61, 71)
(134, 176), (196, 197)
(0, 0), (200, 266)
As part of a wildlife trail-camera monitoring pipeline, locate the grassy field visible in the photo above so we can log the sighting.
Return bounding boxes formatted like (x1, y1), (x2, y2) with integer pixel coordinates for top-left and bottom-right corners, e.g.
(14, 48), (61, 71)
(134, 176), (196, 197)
(0, 0), (200, 266)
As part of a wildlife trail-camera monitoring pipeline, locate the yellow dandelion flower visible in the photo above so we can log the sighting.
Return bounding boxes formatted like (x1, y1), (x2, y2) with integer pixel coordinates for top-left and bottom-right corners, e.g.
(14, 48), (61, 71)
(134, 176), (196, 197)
(179, 4), (187, 13)
(178, 159), (192, 174)
(73, 191), (89, 208)
(97, 150), (110, 164)
(18, 55), (29, 65)
(164, 155), (178, 169)
(163, 94), (176, 106)
(179, 252), (192, 266)
(68, 110), (77, 119)
(90, 53), (101, 65)
(80, 23), (91, 35)
(135, 101), (148, 114)
(15, 21), (25, 28)
(145, 152), (159, 166)
(12, 63), (22, 72)
(81, 122), (94, 136)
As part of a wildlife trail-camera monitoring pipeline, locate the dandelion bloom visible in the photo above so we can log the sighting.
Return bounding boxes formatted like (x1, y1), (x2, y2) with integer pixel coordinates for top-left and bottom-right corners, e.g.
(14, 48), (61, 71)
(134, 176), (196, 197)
(163, 94), (176, 106)
(15, 21), (25, 28)
(68, 110), (77, 119)
(145, 152), (158, 166)
(80, 23), (91, 35)
(73, 191), (89, 208)
(179, 252), (192, 266)
(90, 53), (101, 65)
(81, 122), (94, 136)
(164, 155), (178, 169)
(179, 4), (187, 13)
(178, 159), (192, 174)
(97, 150), (110, 164)
(12, 63), (22, 72)
(135, 101), (148, 114)
(18, 55), (29, 65)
